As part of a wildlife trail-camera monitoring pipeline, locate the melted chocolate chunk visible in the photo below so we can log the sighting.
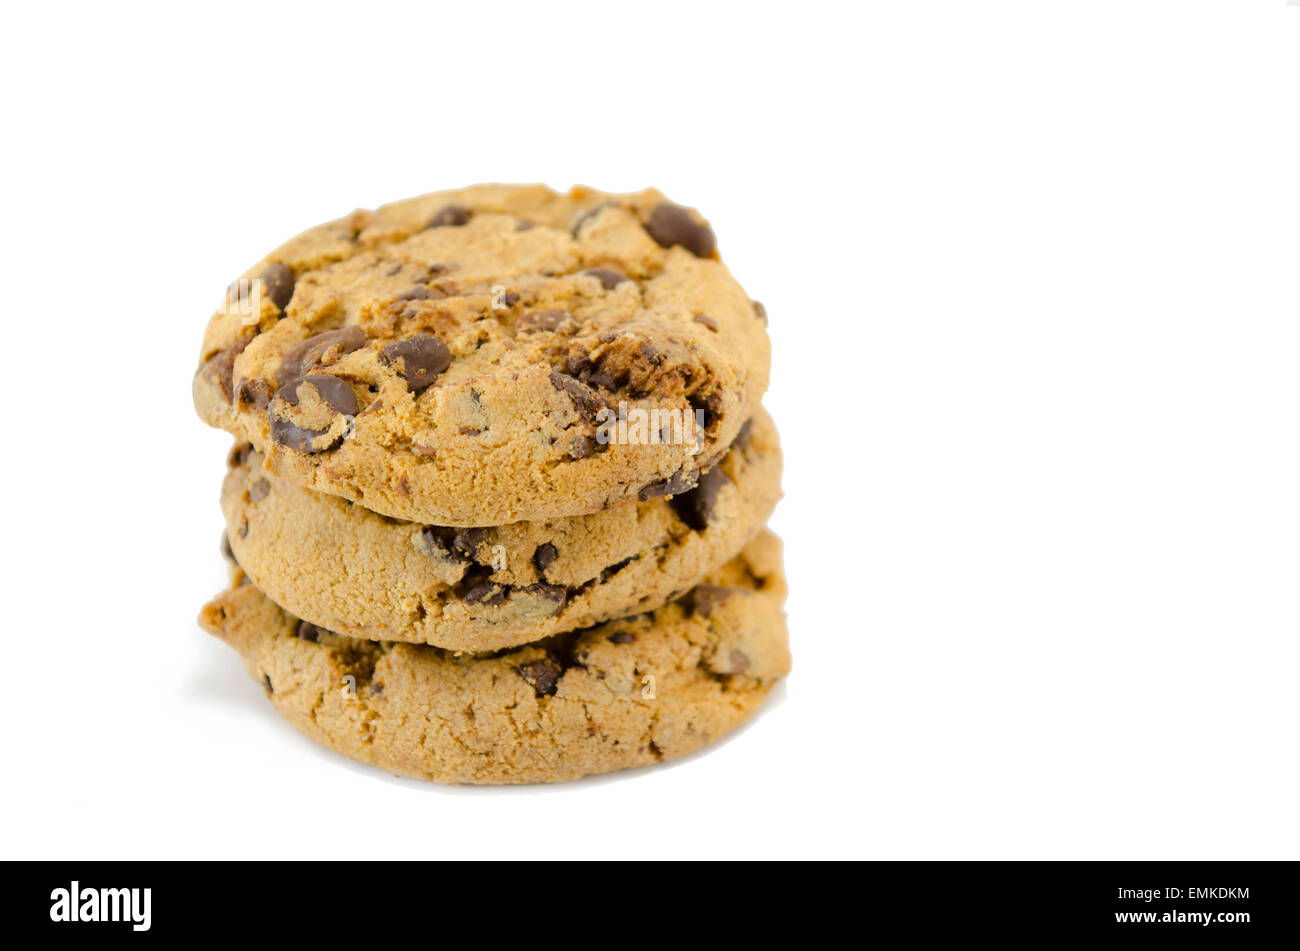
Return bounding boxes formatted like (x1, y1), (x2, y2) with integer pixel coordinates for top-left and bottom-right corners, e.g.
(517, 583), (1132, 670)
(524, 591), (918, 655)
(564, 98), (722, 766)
(426, 204), (472, 228)
(462, 582), (508, 606)
(397, 286), (442, 302)
(247, 479), (270, 503)
(205, 337), (251, 401)
(524, 583), (568, 615)
(533, 542), (558, 575)
(518, 308), (572, 334)
(277, 326), (369, 384)
(583, 267), (630, 290)
(549, 370), (605, 422)
(689, 584), (736, 617)
(644, 203), (716, 258)
(420, 526), (470, 563)
(670, 466), (731, 530)
(380, 334), (451, 393)
(514, 659), (562, 697)
(599, 556), (635, 582)
(639, 468), (698, 501)
(259, 263), (295, 311)
(270, 417), (335, 453)
(281, 374), (359, 415)
(452, 527), (489, 560)
(731, 417), (754, 452)
(571, 200), (616, 236)
(236, 377), (271, 410)
(227, 443), (253, 469)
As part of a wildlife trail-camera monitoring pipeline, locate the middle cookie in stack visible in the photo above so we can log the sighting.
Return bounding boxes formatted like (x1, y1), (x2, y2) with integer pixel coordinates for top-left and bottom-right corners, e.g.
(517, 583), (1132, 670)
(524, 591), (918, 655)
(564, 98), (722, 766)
(222, 408), (780, 652)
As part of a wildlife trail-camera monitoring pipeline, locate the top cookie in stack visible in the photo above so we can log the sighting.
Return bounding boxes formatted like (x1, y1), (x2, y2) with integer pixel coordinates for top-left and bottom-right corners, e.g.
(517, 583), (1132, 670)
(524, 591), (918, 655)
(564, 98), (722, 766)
(193, 184), (771, 527)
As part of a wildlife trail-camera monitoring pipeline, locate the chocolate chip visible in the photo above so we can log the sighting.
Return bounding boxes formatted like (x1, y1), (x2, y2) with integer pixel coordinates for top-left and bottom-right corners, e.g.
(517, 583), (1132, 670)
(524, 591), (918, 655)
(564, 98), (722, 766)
(207, 352), (237, 401)
(452, 527), (488, 560)
(689, 584), (735, 617)
(227, 443), (253, 469)
(295, 621), (319, 642)
(569, 434), (596, 460)
(235, 377), (271, 410)
(645, 203), (716, 258)
(640, 343), (665, 369)
(380, 334), (451, 393)
(693, 314), (719, 331)
(639, 467), (699, 501)
(262, 673), (273, 693)
(670, 465), (730, 530)
(599, 556), (635, 582)
(419, 526), (469, 563)
(281, 374), (358, 416)
(220, 532), (234, 561)
(247, 479), (270, 503)
(524, 583), (567, 614)
(583, 267), (630, 290)
(728, 650), (751, 673)
(549, 370), (605, 422)
(688, 389), (723, 431)
(566, 350), (594, 376)
(515, 659), (562, 697)
(731, 417), (754, 452)
(204, 337), (251, 401)
(463, 582), (508, 606)
(426, 204), (472, 228)
(608, 630), (635, 645)
(259, 263), (295, 311)
(533, 542), (558, 575)
(269, 417), (339, 454)
(277, 326), (369, 384)
(751, 300), (767, 322)
(572, 201), (615, 236)
(397, 287), (441, 302)
(518, 308), (572, 333)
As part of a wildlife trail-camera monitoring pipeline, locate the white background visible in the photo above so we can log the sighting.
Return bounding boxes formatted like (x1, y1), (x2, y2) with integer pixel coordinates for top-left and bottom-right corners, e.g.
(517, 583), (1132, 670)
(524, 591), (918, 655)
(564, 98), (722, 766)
(3, 1), (1297, 859)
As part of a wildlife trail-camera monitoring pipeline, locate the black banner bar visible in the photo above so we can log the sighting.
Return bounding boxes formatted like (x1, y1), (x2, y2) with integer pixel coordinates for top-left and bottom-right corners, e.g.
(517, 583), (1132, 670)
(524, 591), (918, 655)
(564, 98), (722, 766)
(7, 861), (1291, 942)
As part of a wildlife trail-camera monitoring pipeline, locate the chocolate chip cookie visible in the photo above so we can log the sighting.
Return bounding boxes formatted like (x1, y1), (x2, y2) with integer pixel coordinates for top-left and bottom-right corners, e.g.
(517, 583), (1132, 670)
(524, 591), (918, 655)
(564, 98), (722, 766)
(222, 409), (781, 652)
(200, 532), (789, 784)
(194, 184), (771, 526)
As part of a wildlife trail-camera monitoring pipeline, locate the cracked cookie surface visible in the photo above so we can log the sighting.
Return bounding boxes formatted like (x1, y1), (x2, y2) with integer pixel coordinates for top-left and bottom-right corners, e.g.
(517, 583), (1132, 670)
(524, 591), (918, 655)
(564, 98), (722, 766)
(193, 184), (771, 526)
(199, 532), (790, 785)
(222, 408), (781, 652)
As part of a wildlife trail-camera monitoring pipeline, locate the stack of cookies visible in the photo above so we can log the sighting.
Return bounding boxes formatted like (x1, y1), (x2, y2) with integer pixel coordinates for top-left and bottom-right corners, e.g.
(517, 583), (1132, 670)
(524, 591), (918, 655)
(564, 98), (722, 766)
(193, 184), (789, 784)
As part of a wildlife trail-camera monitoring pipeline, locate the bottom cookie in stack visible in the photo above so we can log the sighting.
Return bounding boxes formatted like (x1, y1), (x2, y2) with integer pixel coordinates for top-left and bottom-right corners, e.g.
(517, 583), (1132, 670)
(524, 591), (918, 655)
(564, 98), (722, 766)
(200, 532), (790, 785)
